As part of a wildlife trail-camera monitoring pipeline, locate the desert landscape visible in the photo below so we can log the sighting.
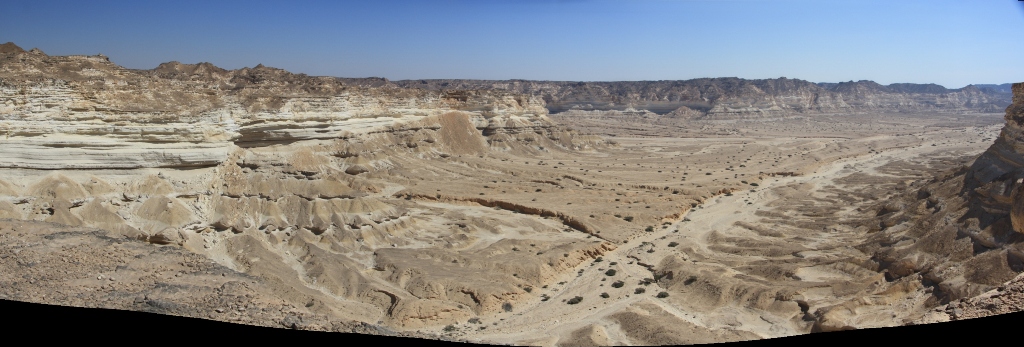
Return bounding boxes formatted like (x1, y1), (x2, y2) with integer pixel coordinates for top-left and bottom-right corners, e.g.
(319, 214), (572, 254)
(1, 41), (1023, 345)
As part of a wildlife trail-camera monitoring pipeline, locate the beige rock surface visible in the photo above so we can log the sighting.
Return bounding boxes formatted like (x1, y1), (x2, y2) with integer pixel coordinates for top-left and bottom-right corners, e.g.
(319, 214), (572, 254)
(1, 43), (1023, 345)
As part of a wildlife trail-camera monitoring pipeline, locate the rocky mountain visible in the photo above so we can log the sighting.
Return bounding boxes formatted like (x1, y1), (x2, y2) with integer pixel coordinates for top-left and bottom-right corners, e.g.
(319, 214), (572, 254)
(394, 78), (1012, 118)
(972, 83), (1014, 93)
(0, 43), (563, 170)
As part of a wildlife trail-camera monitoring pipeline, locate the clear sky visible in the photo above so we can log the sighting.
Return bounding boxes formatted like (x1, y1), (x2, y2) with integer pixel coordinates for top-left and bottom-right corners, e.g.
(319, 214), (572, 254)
(2, 0), (1022, 88)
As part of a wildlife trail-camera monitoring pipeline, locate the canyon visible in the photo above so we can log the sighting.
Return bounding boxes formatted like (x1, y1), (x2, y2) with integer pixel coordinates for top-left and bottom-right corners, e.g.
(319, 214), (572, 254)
(1, 41), (1022, 345)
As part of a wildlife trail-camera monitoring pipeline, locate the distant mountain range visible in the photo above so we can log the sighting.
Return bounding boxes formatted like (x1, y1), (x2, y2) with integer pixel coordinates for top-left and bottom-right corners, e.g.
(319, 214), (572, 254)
(394, 78), (1013, 118)
(0, 41), (1012, 119)
(970, 83), (1014, 93)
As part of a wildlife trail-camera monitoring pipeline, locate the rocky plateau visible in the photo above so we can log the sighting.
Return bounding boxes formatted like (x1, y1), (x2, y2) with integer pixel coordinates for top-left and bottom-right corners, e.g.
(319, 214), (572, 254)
(1, 41), (1023, 345)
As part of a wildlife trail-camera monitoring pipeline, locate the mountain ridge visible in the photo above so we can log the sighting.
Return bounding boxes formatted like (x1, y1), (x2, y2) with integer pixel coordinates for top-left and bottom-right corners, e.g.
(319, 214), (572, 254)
(394, 77), (1012, 117)
(3, 41), (1009, 118)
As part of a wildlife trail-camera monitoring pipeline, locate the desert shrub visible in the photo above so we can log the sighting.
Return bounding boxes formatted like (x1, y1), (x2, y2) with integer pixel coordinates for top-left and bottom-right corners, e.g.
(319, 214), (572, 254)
(605, 269), (617, 276)
(502, 302), (512, 312)
(624, 216), (634, 222)
(611, 280), (625, 288)
(645, 226), (654, 232)
(657, 292), (669, 298)
(567, 296), (583, 305)
(668, 242), (679, 247)
(600, 293), (610, 299)
(444, 325), (456, 332)
(634, 288), (646, 294)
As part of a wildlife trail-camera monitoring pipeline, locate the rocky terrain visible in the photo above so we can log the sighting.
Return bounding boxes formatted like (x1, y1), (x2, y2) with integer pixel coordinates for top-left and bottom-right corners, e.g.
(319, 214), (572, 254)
(394, 78), (1012, 118)
(1, 41), (1023, 345)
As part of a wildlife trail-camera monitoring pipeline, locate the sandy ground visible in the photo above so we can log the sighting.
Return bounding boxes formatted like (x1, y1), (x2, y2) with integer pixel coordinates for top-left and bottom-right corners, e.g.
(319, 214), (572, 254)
(440, 120), (1002, 345)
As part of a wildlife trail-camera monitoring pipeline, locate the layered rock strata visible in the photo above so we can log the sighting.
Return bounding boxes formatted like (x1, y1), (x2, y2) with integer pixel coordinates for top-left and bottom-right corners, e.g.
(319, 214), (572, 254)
(0, 43), (613, 329)
(0, 46), (552, 169)
(843, 83), (1024, 327)
(395, 78), (1012, 118)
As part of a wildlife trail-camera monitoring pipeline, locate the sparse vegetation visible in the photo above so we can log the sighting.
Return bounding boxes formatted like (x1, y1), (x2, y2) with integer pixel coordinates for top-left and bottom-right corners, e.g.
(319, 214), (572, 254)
(634, 288), (646, 294)
(567, 296), (583, 305)
(605, 269), (617, 276)
(600, 292), (610, 298)
(611, 280), (625, 288)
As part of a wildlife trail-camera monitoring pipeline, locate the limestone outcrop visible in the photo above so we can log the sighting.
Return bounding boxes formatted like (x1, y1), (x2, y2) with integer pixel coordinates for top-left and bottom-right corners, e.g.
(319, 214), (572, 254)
(0, 44), (551, 169)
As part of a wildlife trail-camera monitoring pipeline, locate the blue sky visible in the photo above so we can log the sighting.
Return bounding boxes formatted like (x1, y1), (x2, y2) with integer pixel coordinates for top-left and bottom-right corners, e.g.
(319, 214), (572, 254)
(2, 0), (1022, 88)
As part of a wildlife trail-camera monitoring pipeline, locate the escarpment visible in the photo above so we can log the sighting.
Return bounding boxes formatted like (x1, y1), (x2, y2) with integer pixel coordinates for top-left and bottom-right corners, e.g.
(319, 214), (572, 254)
(851, 83), (1024, 318)
(0, 43), (618, 329)
(0, 47), (556, 169)
(396, 78), (1012, 118)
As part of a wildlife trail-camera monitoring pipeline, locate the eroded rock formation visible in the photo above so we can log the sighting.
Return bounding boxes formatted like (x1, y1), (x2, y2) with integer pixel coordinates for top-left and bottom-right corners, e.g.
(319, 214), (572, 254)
(848, 83), (1024, 325)
(0, 42), (620, 331)
(396, 78), (1012, 118)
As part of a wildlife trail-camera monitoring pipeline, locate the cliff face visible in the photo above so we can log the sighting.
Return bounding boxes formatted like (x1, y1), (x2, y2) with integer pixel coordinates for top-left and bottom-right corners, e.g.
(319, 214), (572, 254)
(395, 78), (1012, 118)
(0, 47), (552, 169)
(0, 43), (617, 329)
(845, 83), (1024, 313)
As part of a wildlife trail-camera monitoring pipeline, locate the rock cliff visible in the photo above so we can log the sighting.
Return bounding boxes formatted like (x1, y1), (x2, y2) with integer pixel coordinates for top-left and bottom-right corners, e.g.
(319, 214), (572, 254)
(395, 78), (1012, 118)
(0, 44), (553, 169)
(0, 42), (612, 330)
(847, 83), (1024, 323)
